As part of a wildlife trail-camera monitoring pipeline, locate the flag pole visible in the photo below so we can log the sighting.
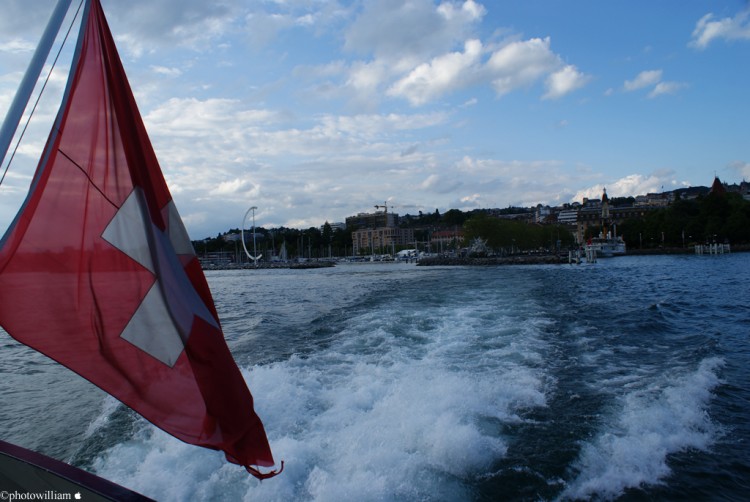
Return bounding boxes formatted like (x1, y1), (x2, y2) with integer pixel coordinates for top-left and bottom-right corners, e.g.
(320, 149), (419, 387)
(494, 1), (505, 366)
(0, 0), (74, 168)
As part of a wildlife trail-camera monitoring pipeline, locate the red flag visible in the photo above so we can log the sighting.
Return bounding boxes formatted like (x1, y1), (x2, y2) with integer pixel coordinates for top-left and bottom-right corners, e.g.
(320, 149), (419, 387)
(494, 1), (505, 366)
(0, 0), (278, 477)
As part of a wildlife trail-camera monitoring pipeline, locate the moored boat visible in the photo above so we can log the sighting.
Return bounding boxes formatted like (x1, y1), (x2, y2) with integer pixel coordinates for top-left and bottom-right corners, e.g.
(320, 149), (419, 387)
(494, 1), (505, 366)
(586, 233), (626, 257)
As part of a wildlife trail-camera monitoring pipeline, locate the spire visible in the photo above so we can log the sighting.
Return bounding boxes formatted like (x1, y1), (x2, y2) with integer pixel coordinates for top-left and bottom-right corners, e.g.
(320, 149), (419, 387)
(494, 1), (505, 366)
(709, 176), (726, 196)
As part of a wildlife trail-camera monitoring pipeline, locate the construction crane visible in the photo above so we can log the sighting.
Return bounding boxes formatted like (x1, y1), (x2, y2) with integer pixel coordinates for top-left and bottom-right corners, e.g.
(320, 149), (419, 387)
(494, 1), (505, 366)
(374, 201), (393, 213)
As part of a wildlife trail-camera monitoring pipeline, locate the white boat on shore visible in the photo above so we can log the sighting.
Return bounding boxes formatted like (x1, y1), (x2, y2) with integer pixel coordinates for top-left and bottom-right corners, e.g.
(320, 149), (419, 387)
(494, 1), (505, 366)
(586, 234), (626, 257)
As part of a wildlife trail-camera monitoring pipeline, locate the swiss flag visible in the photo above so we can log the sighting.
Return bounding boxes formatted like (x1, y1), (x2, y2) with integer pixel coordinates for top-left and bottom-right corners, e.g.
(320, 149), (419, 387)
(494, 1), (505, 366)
(0, 0), (278, 477)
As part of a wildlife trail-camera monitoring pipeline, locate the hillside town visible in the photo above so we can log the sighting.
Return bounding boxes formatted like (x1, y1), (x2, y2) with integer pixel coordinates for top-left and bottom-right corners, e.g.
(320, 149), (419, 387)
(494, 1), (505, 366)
(195, 177), (750, 267)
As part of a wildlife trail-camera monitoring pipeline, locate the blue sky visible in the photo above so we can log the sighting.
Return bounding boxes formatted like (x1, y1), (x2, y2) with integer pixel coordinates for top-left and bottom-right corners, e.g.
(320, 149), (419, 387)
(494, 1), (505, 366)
(1, 0), (749, 239)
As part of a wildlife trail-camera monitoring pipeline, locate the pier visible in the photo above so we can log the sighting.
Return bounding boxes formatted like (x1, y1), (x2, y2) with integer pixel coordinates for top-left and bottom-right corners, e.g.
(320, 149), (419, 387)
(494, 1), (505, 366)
(694, 243), (731, 255)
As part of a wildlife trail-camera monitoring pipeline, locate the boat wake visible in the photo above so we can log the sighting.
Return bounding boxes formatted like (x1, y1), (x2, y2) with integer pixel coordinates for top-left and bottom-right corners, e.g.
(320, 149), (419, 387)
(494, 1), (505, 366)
(560, 357), (724, 500)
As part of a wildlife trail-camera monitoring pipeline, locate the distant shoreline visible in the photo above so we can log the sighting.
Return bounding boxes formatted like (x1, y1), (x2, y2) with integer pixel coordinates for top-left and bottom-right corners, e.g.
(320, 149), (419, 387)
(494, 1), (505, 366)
(200, 245), (749, 270)
(201, 261), (335, 271)
(417, 244), (749, 266)
(417, 255), (568, 266)
(624, 244), (749, 255)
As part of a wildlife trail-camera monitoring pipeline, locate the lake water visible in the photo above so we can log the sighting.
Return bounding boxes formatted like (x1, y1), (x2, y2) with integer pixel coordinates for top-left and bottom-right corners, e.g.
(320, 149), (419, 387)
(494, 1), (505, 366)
(1, 253), (748, 501)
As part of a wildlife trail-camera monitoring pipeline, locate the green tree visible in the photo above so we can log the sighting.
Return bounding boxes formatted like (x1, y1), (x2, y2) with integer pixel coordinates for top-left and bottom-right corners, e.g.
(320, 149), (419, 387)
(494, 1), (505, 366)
(617, 191), (750, 247)
(442, 208), (467, 227)
(464, 214), (574, 254)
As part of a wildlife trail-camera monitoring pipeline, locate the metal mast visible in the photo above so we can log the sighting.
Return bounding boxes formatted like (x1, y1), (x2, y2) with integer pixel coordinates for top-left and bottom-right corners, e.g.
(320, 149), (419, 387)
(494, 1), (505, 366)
(0, 0), (74, 168)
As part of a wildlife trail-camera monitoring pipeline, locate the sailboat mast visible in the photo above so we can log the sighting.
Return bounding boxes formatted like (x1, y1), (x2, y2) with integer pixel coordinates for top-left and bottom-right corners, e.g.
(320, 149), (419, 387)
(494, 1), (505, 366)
(0, 0), (74, 168)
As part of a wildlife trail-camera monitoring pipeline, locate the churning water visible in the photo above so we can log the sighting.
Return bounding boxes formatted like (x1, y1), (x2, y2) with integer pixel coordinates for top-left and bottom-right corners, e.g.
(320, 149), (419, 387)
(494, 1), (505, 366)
(1, 254), (749, 500)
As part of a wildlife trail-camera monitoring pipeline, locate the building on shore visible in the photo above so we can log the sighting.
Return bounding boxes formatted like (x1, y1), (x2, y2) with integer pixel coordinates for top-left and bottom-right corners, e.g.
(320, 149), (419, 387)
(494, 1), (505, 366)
(321, 221), (346, 232)
(575, 189), (652, 243)
(348, 205), (415, 255)
(557, 208), (579, 226)
(352, 225), (414, 255)
(346, 211), (397, 230)
(430, 229), (464, 254)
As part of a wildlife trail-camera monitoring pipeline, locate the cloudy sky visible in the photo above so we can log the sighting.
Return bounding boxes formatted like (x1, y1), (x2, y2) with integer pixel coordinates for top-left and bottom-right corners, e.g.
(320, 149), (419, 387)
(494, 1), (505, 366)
(1, 0), (749, 238)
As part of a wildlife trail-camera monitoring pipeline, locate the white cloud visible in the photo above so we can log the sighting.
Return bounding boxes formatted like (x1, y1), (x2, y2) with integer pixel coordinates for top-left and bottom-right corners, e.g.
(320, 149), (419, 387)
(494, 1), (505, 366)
(209, 177), (259, 197)
(573, 173), (687, 203)
(104, 0), (236, 56)
(648, 81), (687, 98)
(387, 39), (483, 105)
(0, 39), (35, 54)
(135, 94), (462, 232)
(321, 112), (449, 140)
(460, 193), (482, 205)
(346, 60), (389, 96)
(690, 10), (750, 49)
(420, 174), (439, 188)
(343, 3), (586, 106)
(294, 60), (347, 80)
(349, 34), (588, 107)
(543, 65), (590, 100)
(623, 70), (662, 91)
(336, 0), (488, 107)
(295, 14), (316, 27)
(437, 0), (486, 22)
(0, 2), (56, 37)
(150, 65), (182, 77)
(446, 156), (584, 208)
(622, 70), (685, 98)
(729, 160), (750, 179)
(487, 37), (562, 96)
(244, 12), (295, 48)
(344, 0), (484, 60)
(145, 98), (277, 137)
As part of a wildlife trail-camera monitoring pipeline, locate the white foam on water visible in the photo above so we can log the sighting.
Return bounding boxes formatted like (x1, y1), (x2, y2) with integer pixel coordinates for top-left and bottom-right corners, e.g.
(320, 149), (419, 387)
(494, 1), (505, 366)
(560, 357), (724, 501)
(82, 395), (121, 439)
(92, 301), (550, 501)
